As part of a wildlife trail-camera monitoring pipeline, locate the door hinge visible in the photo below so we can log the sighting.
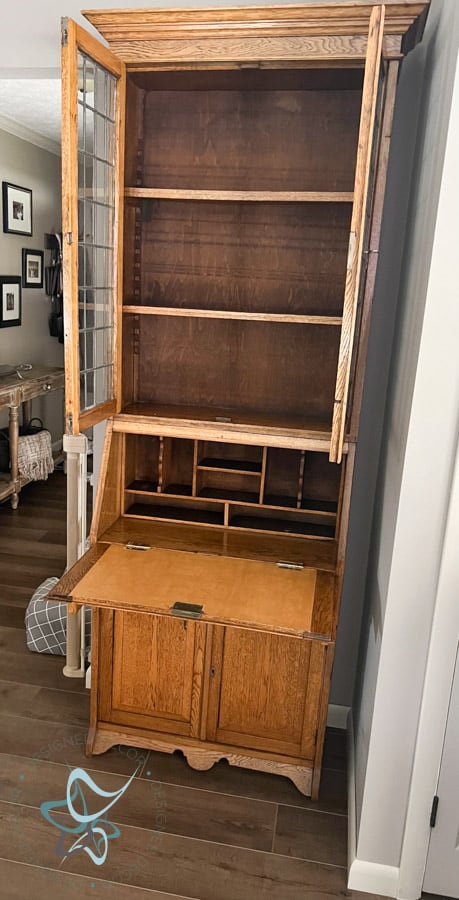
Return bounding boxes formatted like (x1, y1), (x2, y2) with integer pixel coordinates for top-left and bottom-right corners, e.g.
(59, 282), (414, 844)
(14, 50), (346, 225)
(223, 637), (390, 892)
(430, 795), (439, 828)
(65, 232), (73, 245)
(61, 18), (69, 47)
(125, 542), (151, 551)
(66, 413), (73, 435)
(277, 561), (304, 571)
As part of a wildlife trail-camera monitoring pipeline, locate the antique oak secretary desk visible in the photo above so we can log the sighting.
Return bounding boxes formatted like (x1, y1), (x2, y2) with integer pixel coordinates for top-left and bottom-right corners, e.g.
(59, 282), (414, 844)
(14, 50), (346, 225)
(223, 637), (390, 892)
(54, 2), (428, 797)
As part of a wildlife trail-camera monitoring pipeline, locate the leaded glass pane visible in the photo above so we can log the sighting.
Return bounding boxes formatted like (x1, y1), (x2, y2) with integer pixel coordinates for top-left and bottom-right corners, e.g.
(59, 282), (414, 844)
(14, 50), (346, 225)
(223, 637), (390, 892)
(77, 51), (117, 414)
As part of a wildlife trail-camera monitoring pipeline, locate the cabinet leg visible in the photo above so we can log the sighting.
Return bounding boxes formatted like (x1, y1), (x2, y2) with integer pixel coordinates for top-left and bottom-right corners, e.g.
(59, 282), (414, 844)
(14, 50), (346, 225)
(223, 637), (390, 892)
(10, 492), (18, 510)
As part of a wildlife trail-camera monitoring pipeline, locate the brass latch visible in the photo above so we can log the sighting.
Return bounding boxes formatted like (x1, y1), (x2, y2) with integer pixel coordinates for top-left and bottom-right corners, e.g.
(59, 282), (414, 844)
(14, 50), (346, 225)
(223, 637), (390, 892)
(171, 602), (203, 619)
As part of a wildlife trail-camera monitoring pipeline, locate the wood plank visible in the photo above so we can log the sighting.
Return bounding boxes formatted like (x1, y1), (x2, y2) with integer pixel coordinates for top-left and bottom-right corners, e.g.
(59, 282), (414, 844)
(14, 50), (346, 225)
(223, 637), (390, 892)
(0, 681), (89, 727)
(0, 754), (276, 852)
(330, 5), (385, 463)
(125, 188), (354, 202)
(63, 543), (323, 637)
(123, 306), (343, 325)
(273, 805), (347, 865)
(98, 35), (382, 65)
(0, 801), (358, 900)
(0, 860), (189, 900)
(100, 517), (338, 570)
(61, 18), (80, 435)
(115, 404), (347, 454)
(133, 318), (340, 423)
(126, 199), (351, 317)
(0, 714), (147, 775)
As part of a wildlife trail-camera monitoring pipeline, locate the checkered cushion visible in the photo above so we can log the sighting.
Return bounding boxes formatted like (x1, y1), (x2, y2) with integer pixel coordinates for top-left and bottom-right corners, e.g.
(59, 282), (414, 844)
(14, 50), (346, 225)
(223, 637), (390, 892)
(25, 577), (91, 656)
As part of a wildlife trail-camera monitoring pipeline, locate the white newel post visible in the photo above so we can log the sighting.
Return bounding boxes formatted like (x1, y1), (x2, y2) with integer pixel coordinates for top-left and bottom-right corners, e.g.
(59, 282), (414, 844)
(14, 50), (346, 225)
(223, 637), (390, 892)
(63, 432), (88, 678)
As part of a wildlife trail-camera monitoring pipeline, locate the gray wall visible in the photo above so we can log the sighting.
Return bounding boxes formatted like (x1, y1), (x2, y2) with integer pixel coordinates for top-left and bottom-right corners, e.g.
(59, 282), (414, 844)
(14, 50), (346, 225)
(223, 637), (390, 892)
(352, 0), (459, 866)
(0, 129), (63, 442)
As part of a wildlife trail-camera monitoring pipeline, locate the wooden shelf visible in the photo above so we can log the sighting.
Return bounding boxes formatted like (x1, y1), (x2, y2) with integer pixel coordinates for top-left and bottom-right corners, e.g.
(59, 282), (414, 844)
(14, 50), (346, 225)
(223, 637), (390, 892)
(123, 306), (343, 326)
(197, 457), (262, 475)
(115, 404), (348, 454)
(100, 517), (338, 572)
(125, 187), (354, 203)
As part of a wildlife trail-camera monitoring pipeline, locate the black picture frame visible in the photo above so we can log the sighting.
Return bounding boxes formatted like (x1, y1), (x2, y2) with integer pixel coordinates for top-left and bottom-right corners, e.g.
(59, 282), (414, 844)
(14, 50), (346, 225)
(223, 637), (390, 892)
(0, 277), (22, 327)
(22, 248), (44, 289)
(2, 182), (32, 236)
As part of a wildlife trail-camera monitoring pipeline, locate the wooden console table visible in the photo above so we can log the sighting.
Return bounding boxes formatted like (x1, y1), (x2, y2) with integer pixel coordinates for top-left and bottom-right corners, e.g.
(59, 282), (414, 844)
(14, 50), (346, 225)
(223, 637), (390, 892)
(0, 365), (65, 509)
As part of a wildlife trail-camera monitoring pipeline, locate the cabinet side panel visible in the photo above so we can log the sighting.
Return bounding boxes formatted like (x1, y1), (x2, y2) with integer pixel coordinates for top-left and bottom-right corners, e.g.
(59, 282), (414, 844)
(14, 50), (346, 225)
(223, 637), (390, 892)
(90, 421), (123, 542)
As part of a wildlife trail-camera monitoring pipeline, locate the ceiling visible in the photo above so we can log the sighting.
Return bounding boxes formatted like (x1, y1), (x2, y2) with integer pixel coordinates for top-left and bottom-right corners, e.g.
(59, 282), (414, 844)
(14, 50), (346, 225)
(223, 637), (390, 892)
(0, 0), (316, 154)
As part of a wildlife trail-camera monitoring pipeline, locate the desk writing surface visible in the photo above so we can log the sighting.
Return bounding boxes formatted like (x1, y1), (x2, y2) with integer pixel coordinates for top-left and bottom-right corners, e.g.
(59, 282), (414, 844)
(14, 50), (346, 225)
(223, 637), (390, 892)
(71, 543), (318, 636)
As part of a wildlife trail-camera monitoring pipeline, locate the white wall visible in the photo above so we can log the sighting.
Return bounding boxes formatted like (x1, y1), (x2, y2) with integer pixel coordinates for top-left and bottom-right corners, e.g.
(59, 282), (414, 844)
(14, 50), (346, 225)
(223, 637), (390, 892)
(351, 0), (459, 872)
(0, 128), (63, 442)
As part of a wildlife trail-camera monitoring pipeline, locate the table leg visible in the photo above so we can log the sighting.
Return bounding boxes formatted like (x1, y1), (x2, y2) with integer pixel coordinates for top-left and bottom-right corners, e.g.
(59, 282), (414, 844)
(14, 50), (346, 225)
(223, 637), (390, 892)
(9, 404), (19, 509)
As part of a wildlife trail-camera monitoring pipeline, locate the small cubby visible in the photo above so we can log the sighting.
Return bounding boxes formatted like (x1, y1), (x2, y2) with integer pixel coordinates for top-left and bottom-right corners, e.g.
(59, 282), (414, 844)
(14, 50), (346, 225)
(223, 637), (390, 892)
(124, 435), (161, 492)
(160, 437), (194, 495)
(264, 448), (303, 508)
(124, 493), (225, 527)
(302, 452), (342, 513)
(122, 435), (341, 539)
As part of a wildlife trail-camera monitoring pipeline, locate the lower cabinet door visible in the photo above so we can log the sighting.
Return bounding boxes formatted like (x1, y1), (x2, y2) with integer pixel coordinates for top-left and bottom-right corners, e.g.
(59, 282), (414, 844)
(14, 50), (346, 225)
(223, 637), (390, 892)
(207, 626), (328, 759)
(99, 609), (207, 738)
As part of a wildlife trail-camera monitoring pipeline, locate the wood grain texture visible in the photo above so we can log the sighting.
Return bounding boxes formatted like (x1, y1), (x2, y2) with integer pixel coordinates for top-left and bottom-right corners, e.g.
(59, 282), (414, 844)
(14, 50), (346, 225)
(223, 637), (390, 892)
(0, 800), (359, 899)
(274, 804), (347, 865)
(89, 726), (315, 796)
(62, 20), (125, 434)
(123, 306), (343, 325)
(133, 317), (340, 421)
(90, 419), (121, 542)
(66, 543), (324, 638)
(83, 2), (427, 38)
(61, 19), (80, 435)
(114, 405), (349, 454)
(130, 78), (360, 192)
(125, 199), (351, 317)
(215, 628), (314, 755)
(110, 611), (204, 737)
(330, 5), (385, 463)
(125, 189), (355, 202)
(100, 516), (338, 570)
(0, 754), (277, 853)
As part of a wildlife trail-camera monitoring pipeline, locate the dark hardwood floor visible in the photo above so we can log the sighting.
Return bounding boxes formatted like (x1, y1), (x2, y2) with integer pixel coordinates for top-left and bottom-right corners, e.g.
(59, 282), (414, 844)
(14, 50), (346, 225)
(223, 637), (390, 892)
(0, 473), (387, 899)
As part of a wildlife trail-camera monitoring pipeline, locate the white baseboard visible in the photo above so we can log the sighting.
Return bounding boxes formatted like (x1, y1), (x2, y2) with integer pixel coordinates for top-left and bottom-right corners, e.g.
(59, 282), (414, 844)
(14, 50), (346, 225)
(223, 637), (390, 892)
(348, 860), (400, 897)
(327, 703), (350, 729)
(347, 710), (400, 898)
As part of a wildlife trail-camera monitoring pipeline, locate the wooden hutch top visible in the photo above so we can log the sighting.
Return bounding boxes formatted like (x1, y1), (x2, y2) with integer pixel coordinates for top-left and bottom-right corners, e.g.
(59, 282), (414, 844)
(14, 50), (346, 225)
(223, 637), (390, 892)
(83, 2), (428, 65)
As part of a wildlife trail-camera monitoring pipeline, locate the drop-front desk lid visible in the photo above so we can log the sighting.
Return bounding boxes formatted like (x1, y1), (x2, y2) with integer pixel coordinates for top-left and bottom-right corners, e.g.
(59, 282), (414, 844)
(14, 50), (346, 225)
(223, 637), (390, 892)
(50, 541), (335, 640)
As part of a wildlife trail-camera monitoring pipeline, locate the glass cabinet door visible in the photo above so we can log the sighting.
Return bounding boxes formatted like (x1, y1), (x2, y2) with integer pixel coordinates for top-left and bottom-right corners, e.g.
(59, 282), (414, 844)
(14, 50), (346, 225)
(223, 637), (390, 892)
(330, 5), (385, 464)
(62, 18), (125, 434)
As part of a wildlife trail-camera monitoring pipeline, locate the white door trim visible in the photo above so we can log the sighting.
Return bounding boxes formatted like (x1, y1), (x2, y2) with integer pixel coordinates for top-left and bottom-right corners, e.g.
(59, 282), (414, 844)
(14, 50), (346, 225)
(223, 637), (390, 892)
(397, 428), (459, 899)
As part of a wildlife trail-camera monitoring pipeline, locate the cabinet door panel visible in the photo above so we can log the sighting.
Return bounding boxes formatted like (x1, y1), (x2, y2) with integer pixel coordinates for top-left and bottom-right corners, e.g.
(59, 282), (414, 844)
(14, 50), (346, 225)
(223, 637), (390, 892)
(62, 18), (125, 434)
(330, 4), (385, 463)
(100, 609), (206, 737)
(210, 627), (326, 758)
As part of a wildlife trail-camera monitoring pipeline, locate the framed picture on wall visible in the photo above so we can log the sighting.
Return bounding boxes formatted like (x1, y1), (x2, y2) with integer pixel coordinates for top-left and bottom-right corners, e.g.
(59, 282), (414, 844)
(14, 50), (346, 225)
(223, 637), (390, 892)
(22, 248), (44, 289)
(2, 182), (32, 236)
(0, 277), (22, 327)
